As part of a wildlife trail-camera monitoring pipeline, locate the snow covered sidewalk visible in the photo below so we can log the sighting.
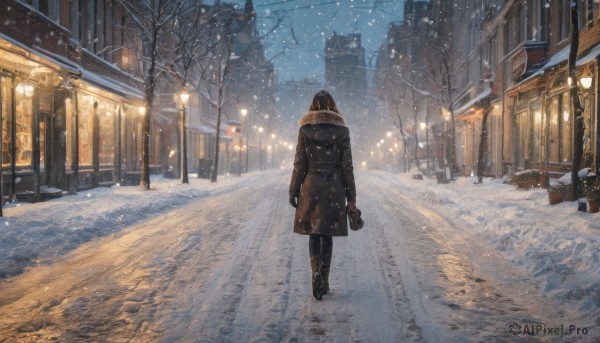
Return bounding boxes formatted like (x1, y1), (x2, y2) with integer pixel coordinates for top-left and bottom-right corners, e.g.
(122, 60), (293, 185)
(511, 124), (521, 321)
(371, 170), (600, 328)
(0, 172), (270, 279)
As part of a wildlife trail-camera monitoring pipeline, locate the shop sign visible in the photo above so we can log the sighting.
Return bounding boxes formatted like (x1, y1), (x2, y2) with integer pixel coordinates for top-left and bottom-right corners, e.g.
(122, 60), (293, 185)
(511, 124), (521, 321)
(510, 41), (548, 81)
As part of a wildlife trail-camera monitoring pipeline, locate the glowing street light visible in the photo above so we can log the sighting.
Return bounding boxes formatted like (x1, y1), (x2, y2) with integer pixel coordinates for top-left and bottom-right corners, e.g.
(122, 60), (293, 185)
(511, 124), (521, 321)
(580, 76), (592, 90)
(420, 122), (430, 175)
(259, 127), (264, 170)
(179, 88), (191, 184)
(240, 108), (249, 173)
(270, 133), (277, 168)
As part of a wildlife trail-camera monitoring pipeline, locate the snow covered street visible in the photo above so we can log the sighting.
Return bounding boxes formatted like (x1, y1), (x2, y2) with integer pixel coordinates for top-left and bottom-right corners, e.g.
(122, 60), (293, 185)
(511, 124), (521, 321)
(0, 170), (598, 342)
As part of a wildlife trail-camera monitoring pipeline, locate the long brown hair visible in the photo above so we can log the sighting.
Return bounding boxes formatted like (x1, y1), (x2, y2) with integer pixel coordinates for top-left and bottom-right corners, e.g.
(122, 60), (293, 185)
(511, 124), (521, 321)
(309, 90), (339, 113)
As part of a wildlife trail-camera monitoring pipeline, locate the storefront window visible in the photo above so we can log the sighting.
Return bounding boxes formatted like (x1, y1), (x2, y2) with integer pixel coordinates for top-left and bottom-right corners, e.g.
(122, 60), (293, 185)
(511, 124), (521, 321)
(1, 76), (12, 167)
(98, 100), (116, 166)
(120, 105), (142, 171)
(561, 92), (572, 162)
(77, 93), (94, 166)
(583, 93), (593, 168)
(151, 129), (161, 165)
(516, 111), (530, 168)
(15, 82), (34, 167)
(531, 99), (542, 162)
(39, 120), (45, 170)
(549, 96), (559, 162)
(137, 121), (143, 165)
(65, 98), (73, 170)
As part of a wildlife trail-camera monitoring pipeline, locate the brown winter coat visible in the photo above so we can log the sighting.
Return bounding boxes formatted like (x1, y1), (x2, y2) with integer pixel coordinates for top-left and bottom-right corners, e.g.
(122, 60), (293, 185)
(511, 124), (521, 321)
(289, 110), (357, 236)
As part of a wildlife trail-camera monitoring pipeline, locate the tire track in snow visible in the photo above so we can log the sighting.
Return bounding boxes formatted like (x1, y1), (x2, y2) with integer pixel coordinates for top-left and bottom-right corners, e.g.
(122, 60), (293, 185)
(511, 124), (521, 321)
(161, 174), (286, 342)
(0, 174), (284, 342)
(261, 172), (427, 343)
(364, 172), (566, 342)
(0, 170), (571, 342)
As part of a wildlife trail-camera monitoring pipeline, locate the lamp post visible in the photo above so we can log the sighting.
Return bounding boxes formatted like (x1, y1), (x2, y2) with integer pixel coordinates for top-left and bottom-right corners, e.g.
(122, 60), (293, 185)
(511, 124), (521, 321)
(376, 142), (382, 169)
(420, 121), (430, 176)
(179, 89), (190, 184)
(234, 141), (242, 177)
(258, 127), (264, 170)
(241, 108), (249, 173)
(270, 133), (276, 169)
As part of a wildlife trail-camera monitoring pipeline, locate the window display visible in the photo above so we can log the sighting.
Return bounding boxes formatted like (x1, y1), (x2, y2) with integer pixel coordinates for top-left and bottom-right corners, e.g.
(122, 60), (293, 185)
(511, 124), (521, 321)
(15, 82), (33, 167)
(98, 100), (116, 166)
(1, 76), (11, 167)
(77, 93), (94, 166)
(561, 92), (571, 162)
(549, 96), (559, 162)
(65, 97), (73, 170)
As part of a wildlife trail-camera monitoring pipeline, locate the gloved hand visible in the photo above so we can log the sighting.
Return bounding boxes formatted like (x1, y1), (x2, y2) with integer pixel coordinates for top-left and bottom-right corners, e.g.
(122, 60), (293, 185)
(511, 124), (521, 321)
(346, 202), (364, 231)
(289, 192), (298, 208)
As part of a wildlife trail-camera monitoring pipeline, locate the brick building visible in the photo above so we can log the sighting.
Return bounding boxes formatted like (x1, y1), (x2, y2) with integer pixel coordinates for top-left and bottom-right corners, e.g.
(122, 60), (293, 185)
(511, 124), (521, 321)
(0, 0), (146, 203)
(430, 0), (599, 180)
(0, 0), (276, 204)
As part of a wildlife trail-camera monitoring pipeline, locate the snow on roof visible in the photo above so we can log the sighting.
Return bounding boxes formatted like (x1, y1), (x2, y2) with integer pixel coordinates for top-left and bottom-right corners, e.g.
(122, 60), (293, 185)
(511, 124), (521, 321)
(577, 44), (600, 66)
(80, 69), (144, 100)
(0, 33), (80, 75)
(188, 123), (216, 133)
(454, 85), (492, 116)
(1, 33), (144, 101)
(515, 44), (599, 88)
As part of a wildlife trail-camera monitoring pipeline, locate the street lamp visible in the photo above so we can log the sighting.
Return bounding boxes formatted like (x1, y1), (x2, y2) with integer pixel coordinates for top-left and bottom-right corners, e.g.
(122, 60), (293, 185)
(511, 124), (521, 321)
(270, 133), (276, 169)
(580, 76), (592, 90)
(420, 122), (430, 176)
(241, 108), (249, 173)
(258, 127), (264, 170)
(235, 140), (242, 177)
(179, 89), (190, 183)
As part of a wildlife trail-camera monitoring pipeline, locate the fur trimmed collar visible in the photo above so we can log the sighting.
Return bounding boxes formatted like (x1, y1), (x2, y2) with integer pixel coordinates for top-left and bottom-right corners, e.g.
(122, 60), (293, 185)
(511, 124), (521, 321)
(298, 110), (347, 127)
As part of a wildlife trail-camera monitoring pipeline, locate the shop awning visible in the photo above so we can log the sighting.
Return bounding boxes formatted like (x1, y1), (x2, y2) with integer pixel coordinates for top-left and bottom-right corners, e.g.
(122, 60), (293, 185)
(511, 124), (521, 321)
(189, 122), (217, 134)
(1, 33), (144, 101)
(79, 69), (144, 100)
(520, 44), (600, 83)
(0, 33), (81, 75)
(454, 86), (494, 121)
(577, 44), (600, 66)
(507, 44), (600, 95)
(195, 116), (218, 134)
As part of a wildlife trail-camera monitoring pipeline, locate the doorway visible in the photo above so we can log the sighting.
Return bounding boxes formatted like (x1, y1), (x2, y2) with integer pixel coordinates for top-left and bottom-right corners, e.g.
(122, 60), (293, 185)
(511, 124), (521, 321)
(43, 89), (71, 189)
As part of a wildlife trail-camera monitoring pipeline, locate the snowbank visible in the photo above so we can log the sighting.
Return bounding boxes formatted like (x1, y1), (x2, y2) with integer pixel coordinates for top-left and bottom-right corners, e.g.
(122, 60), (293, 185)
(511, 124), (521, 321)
(0, 172), (266, 279)
(377, 171), (600, 323)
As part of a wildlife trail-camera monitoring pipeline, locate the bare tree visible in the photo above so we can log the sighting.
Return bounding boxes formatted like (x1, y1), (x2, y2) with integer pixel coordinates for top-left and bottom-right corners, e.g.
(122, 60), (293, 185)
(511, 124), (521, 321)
(169, 3), (216, 184)
(425, 27), (458, 180)
(476, 99), (492, 184)
(116, 0), (180, 190)
(372, 58), (411, 172)
(192, 5), (283, 182)
(190, 4), (238, 183)
(568, 1), (585, 205)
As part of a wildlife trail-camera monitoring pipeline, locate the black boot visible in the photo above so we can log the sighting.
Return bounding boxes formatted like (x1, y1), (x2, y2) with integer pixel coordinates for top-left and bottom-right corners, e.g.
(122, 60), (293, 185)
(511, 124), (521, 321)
(321, 265), (330, 295)
(320, 236), (332, 295)
(310, 256), (324, 300)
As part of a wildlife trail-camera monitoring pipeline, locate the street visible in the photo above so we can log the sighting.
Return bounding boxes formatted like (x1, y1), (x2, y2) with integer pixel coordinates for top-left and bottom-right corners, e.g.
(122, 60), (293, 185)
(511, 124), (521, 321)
(0, 171), (590, 342)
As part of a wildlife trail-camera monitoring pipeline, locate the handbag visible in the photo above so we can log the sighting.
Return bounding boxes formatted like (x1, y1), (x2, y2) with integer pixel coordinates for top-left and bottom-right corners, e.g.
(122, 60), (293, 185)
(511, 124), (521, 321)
(347, 203), (364, 231)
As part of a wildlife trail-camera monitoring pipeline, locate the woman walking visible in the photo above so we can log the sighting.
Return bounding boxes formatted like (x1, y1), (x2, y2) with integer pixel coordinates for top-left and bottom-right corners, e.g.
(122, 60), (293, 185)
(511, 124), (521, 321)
(289, 90), (359, 300)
